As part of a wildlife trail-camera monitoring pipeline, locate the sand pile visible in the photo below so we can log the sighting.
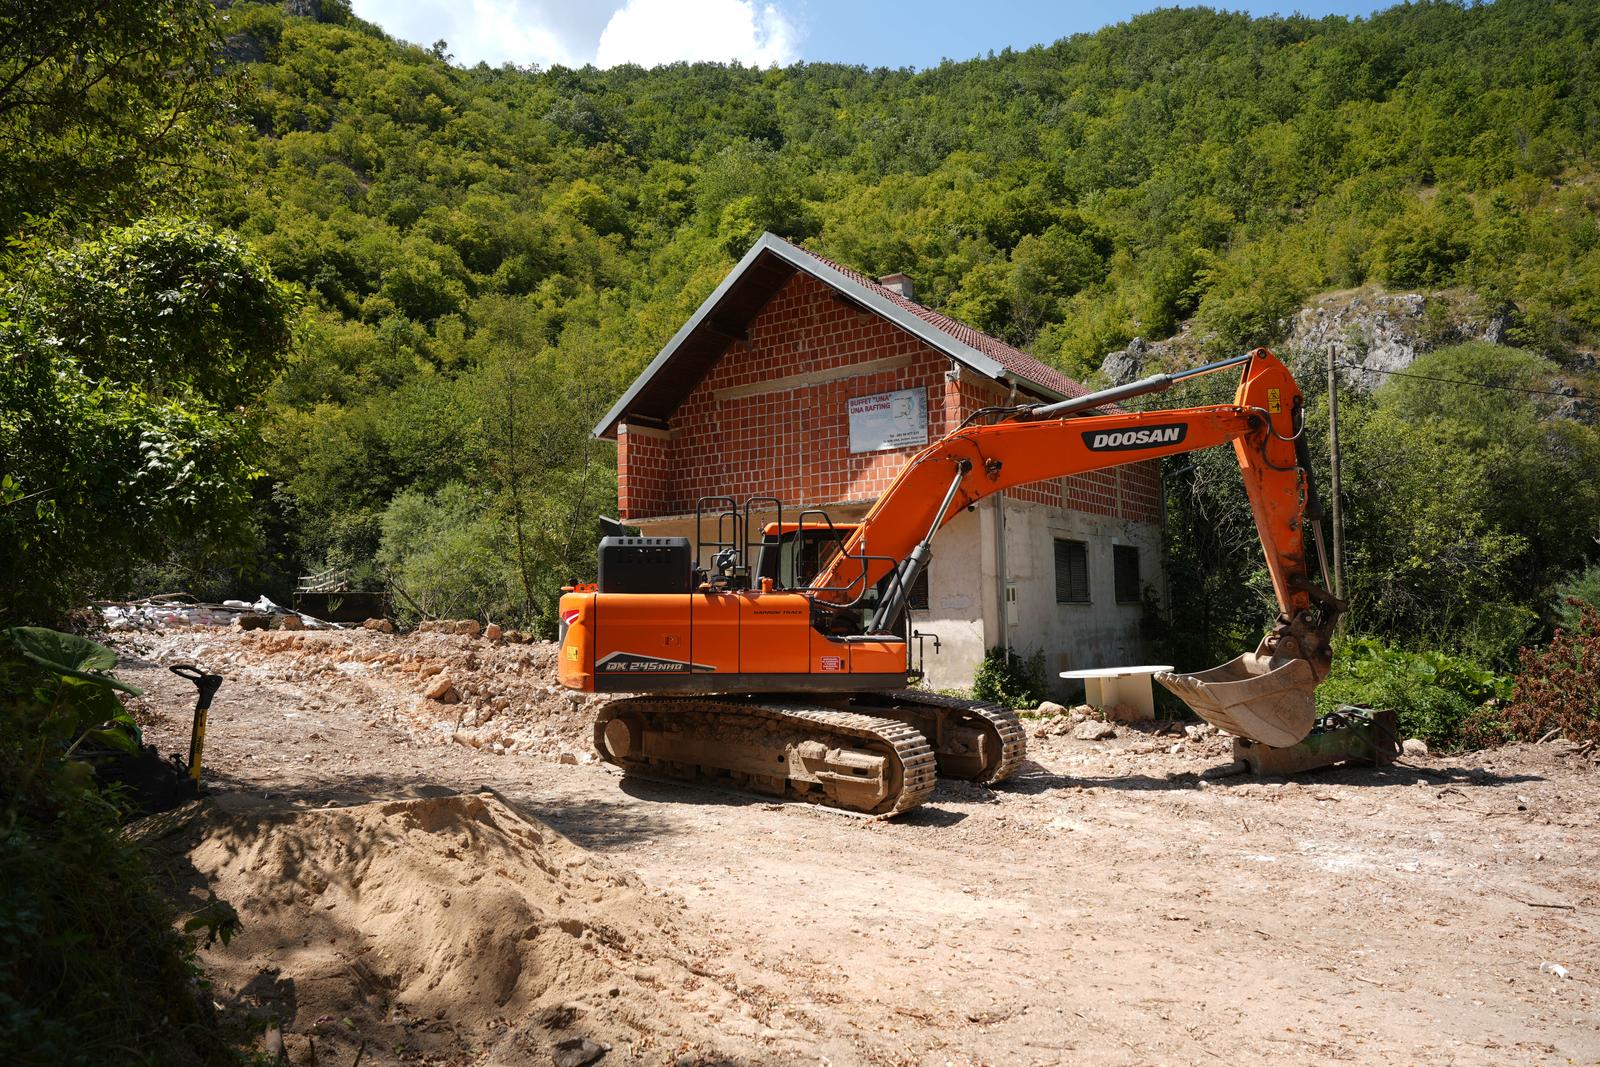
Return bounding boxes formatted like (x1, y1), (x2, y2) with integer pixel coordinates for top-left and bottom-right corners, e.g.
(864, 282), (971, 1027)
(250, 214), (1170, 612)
(153, 793), (796, 1065)
(169, 628), (605, 762)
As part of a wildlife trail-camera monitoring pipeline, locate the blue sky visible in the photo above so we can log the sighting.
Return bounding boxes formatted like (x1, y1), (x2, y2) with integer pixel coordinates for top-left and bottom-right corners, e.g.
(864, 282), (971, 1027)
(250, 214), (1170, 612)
(349, 0), (1399, 71)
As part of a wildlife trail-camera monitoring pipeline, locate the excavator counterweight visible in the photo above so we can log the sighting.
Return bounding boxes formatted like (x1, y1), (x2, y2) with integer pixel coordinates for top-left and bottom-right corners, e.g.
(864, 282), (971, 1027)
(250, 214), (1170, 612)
(560, 347), (1343, 815)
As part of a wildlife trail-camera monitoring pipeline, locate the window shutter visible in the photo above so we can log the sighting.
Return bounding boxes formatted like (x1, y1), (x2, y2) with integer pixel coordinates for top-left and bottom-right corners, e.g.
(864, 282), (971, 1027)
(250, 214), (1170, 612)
(1054, 539), (1089, 603)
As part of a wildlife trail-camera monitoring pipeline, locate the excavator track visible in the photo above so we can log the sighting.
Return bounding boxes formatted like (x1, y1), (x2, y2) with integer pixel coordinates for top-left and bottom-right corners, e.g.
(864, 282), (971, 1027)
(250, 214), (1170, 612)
(592, 697), (938, 817)
(848, 690), (1027, 785)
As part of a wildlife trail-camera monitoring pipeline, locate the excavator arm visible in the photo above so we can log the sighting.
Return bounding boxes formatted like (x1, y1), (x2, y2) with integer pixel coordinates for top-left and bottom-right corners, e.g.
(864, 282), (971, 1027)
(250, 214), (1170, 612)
(813, 347), (1344, 747)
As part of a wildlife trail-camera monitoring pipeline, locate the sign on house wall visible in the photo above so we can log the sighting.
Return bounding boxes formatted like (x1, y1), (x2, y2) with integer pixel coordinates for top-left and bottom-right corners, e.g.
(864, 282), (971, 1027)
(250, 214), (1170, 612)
(848, 386), (928, 453)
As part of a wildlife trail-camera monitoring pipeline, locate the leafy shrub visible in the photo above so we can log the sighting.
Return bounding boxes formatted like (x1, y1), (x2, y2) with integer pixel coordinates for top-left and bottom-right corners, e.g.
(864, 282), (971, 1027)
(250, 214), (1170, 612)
(1195, 249), (1310, 354)
(1491, 600), (1600, 746)
(0, 628), (231, 1066)
(1316, 636), (1510, 749)
(1372, 199), (1470, 288)
(972, 646), (1048, 709)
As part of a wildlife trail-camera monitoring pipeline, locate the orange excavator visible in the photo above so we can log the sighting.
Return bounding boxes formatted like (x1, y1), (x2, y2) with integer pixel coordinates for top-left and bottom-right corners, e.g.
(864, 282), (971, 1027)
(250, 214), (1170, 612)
(558, 347), (1344, 815)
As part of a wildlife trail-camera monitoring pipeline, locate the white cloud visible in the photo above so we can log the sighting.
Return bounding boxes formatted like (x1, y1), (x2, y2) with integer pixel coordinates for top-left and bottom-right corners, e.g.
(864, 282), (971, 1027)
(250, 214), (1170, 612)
(349, 0), (607, 68)
(459, 0), (585, 67)
(350, 0), (802, 70)
(596, 0), (799, 69)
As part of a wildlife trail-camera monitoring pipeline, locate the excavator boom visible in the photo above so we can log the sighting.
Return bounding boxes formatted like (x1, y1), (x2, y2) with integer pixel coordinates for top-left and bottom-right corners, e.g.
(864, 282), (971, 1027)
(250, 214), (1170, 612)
(810, 347), (1342, 744)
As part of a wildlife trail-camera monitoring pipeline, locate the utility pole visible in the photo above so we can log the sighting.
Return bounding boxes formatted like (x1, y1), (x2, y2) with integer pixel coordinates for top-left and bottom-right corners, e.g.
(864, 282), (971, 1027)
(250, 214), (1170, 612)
(1326, 348), (1346, 610)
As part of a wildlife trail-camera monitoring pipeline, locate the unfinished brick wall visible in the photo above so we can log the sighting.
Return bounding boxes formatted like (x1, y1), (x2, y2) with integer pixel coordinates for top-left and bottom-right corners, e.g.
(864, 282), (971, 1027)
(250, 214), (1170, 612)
(615, 270), (1162, 527)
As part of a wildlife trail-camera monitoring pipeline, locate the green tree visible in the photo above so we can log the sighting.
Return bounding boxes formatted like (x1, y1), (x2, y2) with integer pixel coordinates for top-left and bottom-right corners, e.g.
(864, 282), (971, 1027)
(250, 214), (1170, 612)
(0, 221), (297, 624)
(0, 0), (232, 237)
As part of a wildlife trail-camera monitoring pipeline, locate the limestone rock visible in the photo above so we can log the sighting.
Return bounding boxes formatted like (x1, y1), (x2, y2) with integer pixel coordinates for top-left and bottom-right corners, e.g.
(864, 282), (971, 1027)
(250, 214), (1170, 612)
(485, 622), (503, 642)
(1100, 336), (1150, 386)
(455, 619), (482, 638)
(276, 614), (304, 631)
(425, 676), (460, 704)
(1075, 720), (1116, 741)
(1036, 700), (1069, 716)
(362, 617), (396, 634)
(1402, 737), (1429, 757)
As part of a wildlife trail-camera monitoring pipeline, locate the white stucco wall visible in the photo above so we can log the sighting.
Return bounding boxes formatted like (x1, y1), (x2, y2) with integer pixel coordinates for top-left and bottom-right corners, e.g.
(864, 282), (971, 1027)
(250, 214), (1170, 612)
(911, 497), (1164, 700)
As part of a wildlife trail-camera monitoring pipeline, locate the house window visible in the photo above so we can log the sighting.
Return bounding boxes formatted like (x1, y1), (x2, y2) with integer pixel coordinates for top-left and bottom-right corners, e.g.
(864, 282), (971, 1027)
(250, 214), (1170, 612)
(909, 566), (930, 611)
(1054, 539), (1089, 604)
(873, 564), (930, 612)
(1114, 544), (1141, 603)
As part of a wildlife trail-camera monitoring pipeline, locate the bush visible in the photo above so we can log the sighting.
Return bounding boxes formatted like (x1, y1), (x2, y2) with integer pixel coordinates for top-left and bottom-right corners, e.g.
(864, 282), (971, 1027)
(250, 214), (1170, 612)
(972, 646), (1048, 709)
(0, 628), (233, 1066)
(1492, 600), (1600, 746)
(1316, 636), (1510, 750)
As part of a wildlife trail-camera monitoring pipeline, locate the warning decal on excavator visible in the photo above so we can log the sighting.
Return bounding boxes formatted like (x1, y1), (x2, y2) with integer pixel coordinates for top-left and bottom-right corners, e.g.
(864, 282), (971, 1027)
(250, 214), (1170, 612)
(595, 651), (716, 674)
(1268, 387), (1281, 413)
(1082, 423), (1188, 452)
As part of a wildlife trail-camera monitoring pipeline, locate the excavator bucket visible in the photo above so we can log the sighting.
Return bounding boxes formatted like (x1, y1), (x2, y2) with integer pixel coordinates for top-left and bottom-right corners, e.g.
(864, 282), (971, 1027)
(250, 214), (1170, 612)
(1156, 652), (1318, 749)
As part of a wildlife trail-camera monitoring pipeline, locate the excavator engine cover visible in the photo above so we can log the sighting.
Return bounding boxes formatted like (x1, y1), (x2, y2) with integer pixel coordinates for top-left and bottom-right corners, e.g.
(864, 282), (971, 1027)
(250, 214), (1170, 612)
(597, 536), (692, 594)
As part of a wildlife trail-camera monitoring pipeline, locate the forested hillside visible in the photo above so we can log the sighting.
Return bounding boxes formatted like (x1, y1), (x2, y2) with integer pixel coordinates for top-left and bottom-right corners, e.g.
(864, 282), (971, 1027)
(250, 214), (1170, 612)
(5, 0), (1600, 738)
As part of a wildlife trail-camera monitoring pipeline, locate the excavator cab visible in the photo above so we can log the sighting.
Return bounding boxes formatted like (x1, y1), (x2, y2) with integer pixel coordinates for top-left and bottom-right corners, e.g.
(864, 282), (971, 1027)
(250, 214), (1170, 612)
(753, 521), (852, 591)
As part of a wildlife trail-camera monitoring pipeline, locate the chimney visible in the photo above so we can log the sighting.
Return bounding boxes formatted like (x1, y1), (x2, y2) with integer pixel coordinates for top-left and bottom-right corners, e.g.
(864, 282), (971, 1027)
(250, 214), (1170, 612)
(878, 272), (914, 301)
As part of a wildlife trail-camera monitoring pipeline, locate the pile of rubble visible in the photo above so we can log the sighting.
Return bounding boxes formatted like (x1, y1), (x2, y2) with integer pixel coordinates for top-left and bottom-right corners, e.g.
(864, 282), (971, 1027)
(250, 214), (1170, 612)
(1027, 699), (1231, 748)
(197, 626), (603, 763)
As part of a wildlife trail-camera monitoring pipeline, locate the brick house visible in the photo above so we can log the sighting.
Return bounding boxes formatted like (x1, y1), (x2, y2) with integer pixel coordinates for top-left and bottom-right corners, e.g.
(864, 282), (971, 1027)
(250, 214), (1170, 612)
(593, 233), (1163, 694)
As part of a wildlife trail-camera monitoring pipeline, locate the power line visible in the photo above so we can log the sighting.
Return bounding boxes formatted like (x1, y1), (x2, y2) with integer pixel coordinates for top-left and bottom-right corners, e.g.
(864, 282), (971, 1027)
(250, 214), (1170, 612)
(1335, 360), (1600, 403)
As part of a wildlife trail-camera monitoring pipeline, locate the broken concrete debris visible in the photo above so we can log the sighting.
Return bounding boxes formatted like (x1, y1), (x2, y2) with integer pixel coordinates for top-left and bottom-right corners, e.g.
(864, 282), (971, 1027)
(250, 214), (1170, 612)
(185, 627), (587, 763)
(99, 593), (332, 632)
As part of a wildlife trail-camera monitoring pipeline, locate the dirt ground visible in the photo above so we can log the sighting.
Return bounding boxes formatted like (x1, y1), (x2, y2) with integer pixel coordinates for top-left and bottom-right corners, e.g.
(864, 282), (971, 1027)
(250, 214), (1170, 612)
(114, 627), (1600, 1066)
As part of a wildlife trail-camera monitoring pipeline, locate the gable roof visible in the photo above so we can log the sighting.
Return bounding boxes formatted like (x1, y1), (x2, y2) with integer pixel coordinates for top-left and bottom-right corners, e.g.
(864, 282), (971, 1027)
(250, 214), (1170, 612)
(593, 232), (1091, 439)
